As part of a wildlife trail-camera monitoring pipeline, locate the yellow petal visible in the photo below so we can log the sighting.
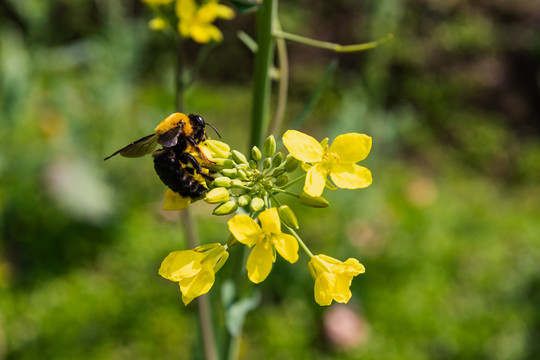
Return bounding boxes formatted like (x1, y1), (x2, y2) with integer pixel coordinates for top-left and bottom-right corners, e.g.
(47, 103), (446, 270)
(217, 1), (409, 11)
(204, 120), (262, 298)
(283, 130), (324, 163)
(272, 233), (299, 263)
(329, 133), (372, 163)
(342, 258), (366, 275)
(314, 272), (336, 306)
(179, 267), (215, 299)
(190, 24), (214, 43)
(176, 0), (196, 19)
(228, 214), (262, 245)
(159, 250), (203, 281)
(182, 293), (195, 306)
(197, 2), (219, 23)
(258, 208), (281, 234)
(149, 17), (167, 31)
(246, 243), (273, 283)
(304, 163), (327, 197)
(216, 4), (235, 19)
(329, 163), (372, 189)
(163, 191), (191, 210)
(333, 274), (354, 303)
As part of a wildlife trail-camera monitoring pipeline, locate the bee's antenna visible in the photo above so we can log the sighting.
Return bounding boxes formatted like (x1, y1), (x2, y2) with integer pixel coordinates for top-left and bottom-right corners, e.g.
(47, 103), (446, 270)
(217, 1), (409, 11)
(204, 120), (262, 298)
(206, 122), (221, 138)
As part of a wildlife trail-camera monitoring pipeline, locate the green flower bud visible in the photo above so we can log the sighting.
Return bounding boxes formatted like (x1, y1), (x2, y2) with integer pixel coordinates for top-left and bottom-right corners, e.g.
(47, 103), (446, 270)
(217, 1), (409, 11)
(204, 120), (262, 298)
(263, 135), (276, 157)
(221, 169), (238, 178)
(213, 200), (238, 215)
(212, 176), (232, 188)
(237, 169), (248, 180)
(272, 168), (286, 177)
(272, 152), (284, 167)
(278, 205), (299, 229)
(231, 150), (248, 165)
(205, 187), (230, 204)
(249, 160), (258, 169)
(251, 146), (262, 161)
(299, 192), (330, 208)
(284, 156), (300, 172)
(250, 197), (265, 212)
(320, 138), (329, 148)
(262, 158), (272, 170)
(223, 159), (236, 169)
(231, 179), (246, 187)
(251, 184), (261, 194)
(204, 140), (231, 159)
(237, 194), (251, 207)
(275, 174), (289, 187)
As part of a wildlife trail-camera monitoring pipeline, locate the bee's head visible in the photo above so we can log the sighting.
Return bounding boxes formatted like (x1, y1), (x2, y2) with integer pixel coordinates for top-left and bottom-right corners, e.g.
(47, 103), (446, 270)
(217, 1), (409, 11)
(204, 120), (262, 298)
(188, 114), (208, 142)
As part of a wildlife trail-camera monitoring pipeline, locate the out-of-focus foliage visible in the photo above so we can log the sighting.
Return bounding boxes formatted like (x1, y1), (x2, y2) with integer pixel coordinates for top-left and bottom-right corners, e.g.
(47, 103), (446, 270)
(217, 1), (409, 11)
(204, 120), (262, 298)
(0, 0), (539, 359)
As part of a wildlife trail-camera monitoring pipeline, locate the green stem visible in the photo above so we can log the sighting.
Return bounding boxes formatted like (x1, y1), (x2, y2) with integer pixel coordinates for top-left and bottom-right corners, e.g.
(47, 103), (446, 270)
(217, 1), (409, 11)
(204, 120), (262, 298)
(281, 173), (306, 189)
(283, 224), (314, 258)
(274, 31), (394, 53)
(250, 0), (277, 148)
(271, 188), (300, 198)
(176, 37), (218, 360)
(269, 20), (288, 136)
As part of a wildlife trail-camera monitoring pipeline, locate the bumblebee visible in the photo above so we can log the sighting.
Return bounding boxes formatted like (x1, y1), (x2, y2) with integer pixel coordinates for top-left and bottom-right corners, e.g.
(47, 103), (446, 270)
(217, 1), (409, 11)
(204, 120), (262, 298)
(104, 112), (218, 199)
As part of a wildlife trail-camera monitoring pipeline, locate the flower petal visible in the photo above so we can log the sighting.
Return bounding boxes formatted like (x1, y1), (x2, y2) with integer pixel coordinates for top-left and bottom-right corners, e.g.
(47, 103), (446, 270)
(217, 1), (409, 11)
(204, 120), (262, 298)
(330, 163), (372, 189)
(163, 190), (191, 210)
(216, 4), (235, 19)
(332, 274), (354, 304)
(272, 233), (299, 264)
(179, 267), (215, 300)
(329, 133), (372, 163)
(159, 250), (203, 280)
(246, 243), (273, 283)
(259, 208), (281, 234)
(228, 214), (262, 245)
(342, 258), (366, 275)
(304, 163), (327, 197)
(314, 272), (336, 306)
(283, 130), (324, 163)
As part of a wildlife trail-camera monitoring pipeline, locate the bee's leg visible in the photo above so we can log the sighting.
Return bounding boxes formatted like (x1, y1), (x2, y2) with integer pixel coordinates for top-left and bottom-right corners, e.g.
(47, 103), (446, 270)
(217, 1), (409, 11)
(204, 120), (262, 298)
(178, 153), (214, 181)
(186, 138), (215, 165)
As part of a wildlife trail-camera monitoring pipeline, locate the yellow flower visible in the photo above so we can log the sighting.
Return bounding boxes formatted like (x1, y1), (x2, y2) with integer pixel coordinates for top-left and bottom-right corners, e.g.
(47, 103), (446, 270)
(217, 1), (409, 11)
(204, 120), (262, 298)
(308, 254), (365, 306)
(163, 189), (191, 210)
(159, 243), (229, 305)
(228, 208), (299, 283)
(282, 130), (373, 197)
(176, 0), (235, 43)
(149, 17), (168, 31)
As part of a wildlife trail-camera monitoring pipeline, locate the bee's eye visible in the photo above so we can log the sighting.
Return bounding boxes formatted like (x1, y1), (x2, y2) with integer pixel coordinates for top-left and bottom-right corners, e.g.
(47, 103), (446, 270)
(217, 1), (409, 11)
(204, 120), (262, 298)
(194, 115), (205, 127)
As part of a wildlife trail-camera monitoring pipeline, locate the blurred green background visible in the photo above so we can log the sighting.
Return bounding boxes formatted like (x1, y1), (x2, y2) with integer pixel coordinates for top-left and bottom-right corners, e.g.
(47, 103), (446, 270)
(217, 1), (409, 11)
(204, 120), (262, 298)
(1, 0), (539, 359)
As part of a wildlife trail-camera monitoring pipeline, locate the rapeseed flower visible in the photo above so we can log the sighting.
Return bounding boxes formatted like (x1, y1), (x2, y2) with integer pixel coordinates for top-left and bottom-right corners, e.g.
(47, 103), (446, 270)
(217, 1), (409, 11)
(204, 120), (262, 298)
(308, 254), (365, 306)
(228, 208), (299, 283)
(159, 243), (229, 305)
(282, 130), (372, 197)
(176, 0), (235, 43)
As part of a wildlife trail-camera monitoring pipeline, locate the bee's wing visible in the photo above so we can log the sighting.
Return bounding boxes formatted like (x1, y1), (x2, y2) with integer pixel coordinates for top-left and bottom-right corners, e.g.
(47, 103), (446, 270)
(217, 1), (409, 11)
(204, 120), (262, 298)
(157, 124), (183, 147)
(104, 134), (157, 161)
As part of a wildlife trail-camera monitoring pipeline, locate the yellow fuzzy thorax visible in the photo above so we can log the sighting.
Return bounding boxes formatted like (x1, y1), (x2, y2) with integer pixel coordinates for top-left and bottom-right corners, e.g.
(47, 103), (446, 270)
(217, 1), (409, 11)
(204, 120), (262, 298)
(155, 112), (192, 138)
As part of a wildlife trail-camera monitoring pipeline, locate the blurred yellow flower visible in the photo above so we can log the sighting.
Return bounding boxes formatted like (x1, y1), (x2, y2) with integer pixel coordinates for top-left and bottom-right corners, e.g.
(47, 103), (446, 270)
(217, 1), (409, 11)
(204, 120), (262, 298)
(149, 17), (168, 31)
(308, 254), (365, 306)
(283, 130), (373, 197)
(228, 208), (299, 283)
(176, 0), (235, 43)
(159, 243), (229, 305)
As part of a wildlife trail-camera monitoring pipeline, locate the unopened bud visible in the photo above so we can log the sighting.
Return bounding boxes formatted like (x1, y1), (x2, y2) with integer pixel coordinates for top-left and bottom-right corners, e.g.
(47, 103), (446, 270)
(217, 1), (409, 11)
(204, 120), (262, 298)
(212, 177), (232, 188)
(237, 194), (251, 207)
(223, 159), (236, 169)
(231, 150), (248, 165)
(231, 179), (246, 187)
(251, 146), (262, 161)
(213, 200), (238, 215)
(299, 192), (330, 208)
(272, 152), (284, 167)
(263, 135), (276, 157)
(221, 169), (238, 178)
(205, 187), (230, 204)
(278, 205), (299, 229)
(249, 160), (258, 169)
(203, 139), (231, 159)
(284, 156), (300, 172)
(250, 197), (265, 212)
(262, 158), (272, 170)
(320, 138), (329, 148)
(272, 168), (286, 177)
(275, 174), (289, 187)
(237, 169), (248, 180)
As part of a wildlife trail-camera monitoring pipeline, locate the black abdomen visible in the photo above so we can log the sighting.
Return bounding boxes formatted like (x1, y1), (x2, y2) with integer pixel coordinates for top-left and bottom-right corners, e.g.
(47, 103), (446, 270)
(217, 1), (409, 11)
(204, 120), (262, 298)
(153, 149), (207, 198)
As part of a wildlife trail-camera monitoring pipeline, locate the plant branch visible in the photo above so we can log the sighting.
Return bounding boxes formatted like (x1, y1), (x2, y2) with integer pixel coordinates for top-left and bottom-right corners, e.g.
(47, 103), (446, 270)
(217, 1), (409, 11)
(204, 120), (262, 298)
(273, 31), (394, 53)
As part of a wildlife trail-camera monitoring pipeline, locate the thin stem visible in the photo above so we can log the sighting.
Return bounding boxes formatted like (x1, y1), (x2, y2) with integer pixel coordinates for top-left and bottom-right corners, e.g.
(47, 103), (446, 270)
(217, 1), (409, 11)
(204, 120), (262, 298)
(176, 37), (218, 360)
(283, 224), (314, 258)
(281, 173), (306, 189)
(271, 188), (300, 198)
(250, 0), (277, 148)
(269, 20), (289, 136)
(273, 31), (394, 53)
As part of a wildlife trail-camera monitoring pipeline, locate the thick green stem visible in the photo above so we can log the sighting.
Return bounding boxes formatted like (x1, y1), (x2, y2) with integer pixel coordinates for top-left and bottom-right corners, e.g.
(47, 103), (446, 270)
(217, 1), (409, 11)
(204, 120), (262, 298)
(250, 0), (276, 148)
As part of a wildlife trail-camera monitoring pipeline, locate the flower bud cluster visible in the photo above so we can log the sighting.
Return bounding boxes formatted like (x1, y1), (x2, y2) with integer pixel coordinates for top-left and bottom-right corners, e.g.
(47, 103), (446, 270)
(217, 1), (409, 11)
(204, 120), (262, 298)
(204, 135), (303, 216)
